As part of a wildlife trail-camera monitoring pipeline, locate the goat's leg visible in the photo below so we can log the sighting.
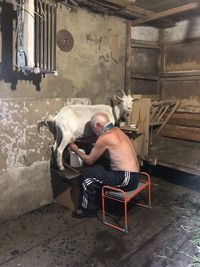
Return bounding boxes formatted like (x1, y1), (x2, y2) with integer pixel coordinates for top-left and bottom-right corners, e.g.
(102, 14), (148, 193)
(56, 135), (71, 170)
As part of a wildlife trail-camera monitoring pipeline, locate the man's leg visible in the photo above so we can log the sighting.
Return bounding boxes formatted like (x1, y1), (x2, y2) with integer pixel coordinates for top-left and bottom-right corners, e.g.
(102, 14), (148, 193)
(72, 166), (106, 218)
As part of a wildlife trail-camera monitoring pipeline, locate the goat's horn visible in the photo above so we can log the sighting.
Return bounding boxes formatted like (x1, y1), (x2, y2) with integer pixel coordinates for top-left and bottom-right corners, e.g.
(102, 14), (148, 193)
(118, 89), (126, 96)
(128, 89), (131, 95)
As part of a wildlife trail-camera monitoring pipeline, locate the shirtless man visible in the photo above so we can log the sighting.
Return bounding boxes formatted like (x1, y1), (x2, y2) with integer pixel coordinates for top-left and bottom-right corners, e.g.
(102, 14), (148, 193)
(70, 112), (140, 218)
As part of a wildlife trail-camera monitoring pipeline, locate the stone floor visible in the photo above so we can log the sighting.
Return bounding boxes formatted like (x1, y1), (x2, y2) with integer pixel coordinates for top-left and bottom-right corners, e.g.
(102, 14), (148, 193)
(0, 168), (200, 267)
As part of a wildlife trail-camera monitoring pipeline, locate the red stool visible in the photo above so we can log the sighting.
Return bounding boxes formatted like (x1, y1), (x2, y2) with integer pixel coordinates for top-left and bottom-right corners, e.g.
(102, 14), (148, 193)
(101, 172), (151, 233)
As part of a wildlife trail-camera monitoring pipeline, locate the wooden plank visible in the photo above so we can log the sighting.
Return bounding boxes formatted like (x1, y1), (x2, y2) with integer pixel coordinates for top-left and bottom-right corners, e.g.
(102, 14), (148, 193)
(141, 94), (160, 101)
(152, 100), (175, 106)
(131, 74), (159, 81)
(161, 70), (200, 77)
(132, 42), (160, 49)
(104, 0), (135, 7)
(141, 99), (151, 156)
(161, 75), (200, 81)
(177, 106), (200, 113)
(53, 166), (80, 180)
(150, 106), (159, 123)
(126, 5), (174, 27)
(129, 98), (151, 156)
(94, 0), (135, 8)
(157, 105), (170, 122)
(92, 0), (174, 27)
(169, 117), (200, 128)
(169, 112), (200, 128)
(171, 113), (200, 121)
(162, 124), (200, 142)
(125, 21), (132, 92)
(153, 106), (166, 123)
(132, 2), (199, 26)
(156, 101), (181, 135)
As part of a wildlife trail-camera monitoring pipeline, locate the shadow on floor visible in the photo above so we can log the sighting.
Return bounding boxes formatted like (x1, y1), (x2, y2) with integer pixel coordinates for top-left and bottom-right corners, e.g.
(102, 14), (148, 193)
(142, 163), (200, 192)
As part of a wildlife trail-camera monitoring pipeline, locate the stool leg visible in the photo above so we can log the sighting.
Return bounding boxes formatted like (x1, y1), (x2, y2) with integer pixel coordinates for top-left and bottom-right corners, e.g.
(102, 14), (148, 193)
(148, 182), (152, 208)
(102, 190), (106, 223)
(124, 199), (128, 233)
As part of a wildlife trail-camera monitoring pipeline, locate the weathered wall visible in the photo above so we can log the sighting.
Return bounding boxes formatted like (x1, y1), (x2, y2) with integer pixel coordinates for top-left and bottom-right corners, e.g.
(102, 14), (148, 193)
(0, 2), (126, 101)
(161, 18), (200, 105)
(0, 1), (126, 220)
(131, 26), (160, 95)
(131, 26), (159, 42)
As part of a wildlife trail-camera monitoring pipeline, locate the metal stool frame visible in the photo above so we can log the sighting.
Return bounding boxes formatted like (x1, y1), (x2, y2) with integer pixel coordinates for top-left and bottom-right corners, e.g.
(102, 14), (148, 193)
(101, 172), (151, 233)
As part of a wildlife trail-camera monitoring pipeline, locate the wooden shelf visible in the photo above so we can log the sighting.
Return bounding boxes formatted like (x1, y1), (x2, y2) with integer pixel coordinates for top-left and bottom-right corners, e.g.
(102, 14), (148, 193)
(120, 125), (143, 134)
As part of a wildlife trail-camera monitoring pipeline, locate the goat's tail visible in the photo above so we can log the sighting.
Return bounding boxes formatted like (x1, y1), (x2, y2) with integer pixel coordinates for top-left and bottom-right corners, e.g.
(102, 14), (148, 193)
(38, 120), (48, 133)
(38, 116), (55, 135)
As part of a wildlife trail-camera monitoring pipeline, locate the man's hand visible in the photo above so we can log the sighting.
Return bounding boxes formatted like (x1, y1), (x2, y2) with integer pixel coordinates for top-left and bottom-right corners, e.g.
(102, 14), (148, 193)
(70, 143), (79, 153)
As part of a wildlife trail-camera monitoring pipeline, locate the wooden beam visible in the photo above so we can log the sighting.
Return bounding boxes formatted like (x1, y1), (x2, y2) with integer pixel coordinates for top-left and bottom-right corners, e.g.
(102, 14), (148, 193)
(92, 0), (174, 27)
(92, 0), (135, 8)
(132, 2), (199, 26)
(126, 5), (174, 27)
(169, 117), (200, 128)
(131, 74), (159, 81)
(171, 113), (200, 121)
(105, 0), (135, 7)
(161, 124), (200, 142)
(132, 40), (160, 49)
(125, 21), (132, 93)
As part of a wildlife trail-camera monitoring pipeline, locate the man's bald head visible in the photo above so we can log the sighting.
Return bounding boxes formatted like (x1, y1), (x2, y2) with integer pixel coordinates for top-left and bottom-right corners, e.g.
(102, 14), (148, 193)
(90, 112), (109, 129)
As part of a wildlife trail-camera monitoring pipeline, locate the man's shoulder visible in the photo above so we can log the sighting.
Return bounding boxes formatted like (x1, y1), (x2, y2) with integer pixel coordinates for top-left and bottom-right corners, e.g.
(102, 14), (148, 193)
(100, 129), (119, 143)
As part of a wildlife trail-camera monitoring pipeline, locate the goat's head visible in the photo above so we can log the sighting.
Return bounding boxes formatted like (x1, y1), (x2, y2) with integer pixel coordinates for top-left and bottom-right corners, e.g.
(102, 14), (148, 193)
(113, 90), (133, 117)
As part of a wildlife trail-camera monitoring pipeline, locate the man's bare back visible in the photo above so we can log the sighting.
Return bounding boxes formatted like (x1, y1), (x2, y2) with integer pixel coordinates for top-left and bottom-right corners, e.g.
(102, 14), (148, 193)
(70, 112), (139, 172)
(97, 127), (139, 172)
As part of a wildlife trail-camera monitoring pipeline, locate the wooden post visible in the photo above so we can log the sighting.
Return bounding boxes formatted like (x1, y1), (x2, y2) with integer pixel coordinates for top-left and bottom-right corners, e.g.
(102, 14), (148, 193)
(125, 21), (132, 93)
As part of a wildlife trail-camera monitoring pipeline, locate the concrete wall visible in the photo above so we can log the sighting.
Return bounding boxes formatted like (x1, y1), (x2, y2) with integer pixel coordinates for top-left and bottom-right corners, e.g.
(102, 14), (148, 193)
(0, 2), (126, 220)
(161, 18), (200, 105)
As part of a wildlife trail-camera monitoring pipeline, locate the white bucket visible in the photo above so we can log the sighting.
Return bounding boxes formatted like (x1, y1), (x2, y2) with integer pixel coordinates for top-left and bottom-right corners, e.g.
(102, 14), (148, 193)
(70, 149), (85, 168)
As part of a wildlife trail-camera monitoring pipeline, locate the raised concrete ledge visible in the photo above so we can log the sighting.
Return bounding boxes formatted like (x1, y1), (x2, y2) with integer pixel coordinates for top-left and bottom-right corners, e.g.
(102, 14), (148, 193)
(0, 161), (53, 221)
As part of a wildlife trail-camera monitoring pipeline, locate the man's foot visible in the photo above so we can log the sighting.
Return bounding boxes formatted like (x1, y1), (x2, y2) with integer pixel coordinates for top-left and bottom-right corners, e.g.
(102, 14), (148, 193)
(72, 208), (97, 219)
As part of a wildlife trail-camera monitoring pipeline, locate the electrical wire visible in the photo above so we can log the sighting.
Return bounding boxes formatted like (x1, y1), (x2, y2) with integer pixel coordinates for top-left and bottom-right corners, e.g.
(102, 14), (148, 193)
(15, 0), (46, 21)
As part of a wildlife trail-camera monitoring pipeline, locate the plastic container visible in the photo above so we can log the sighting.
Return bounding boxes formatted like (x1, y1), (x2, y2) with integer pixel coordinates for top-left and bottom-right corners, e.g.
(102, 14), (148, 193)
(70, 149), (85, 168)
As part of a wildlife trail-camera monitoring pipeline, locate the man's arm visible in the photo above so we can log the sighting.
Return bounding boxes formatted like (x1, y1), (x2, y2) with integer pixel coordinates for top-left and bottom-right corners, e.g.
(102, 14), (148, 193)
(70, 137), (107, 165)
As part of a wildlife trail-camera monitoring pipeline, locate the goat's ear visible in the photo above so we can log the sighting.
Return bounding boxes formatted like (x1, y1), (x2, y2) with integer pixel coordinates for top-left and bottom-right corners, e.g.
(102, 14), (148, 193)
(114, 95), (122, 101)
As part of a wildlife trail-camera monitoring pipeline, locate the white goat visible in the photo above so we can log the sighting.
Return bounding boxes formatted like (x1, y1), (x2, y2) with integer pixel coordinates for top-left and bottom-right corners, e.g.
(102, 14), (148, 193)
(38, 91), (133, 170)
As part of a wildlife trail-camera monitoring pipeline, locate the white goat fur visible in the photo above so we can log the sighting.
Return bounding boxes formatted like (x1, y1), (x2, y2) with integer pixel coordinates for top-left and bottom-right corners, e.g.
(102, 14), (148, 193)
(40, 95), (133, 170)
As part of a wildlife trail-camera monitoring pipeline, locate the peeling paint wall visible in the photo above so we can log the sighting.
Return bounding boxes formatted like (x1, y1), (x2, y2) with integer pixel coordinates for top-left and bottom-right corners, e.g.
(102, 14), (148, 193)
(0, 97), (90, 220)
(0, 98), (90, 170)
(0, 2), (126, 101)
(0, 1), (126, 220)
